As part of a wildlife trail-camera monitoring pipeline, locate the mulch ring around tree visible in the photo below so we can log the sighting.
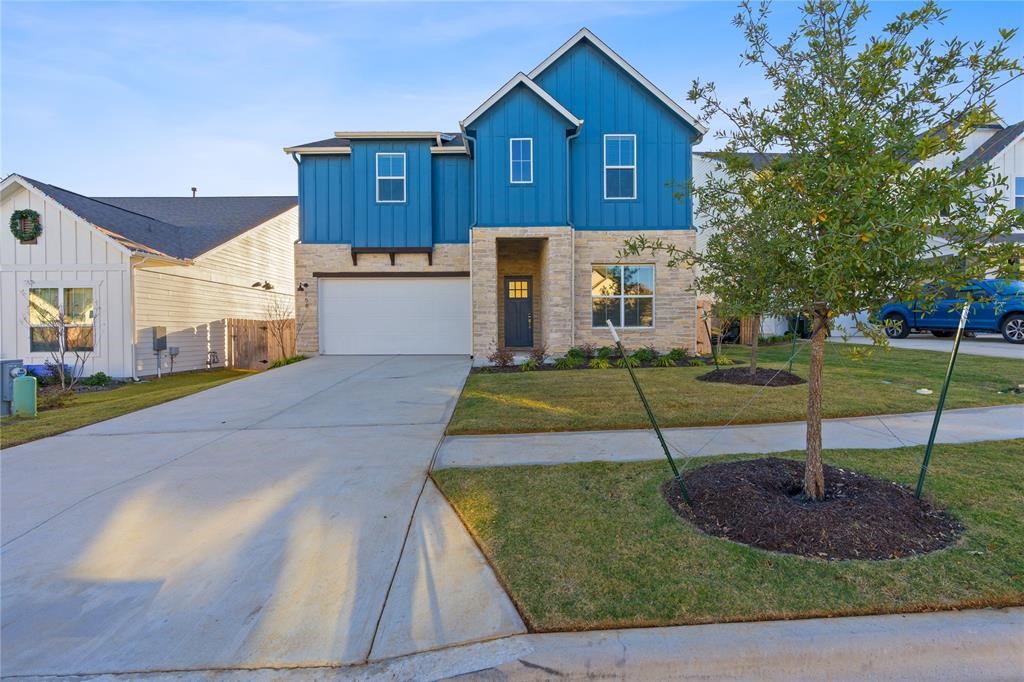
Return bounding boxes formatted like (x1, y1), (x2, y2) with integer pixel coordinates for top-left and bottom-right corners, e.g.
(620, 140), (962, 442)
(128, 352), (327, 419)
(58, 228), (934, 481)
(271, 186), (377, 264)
(663, 458), (963, 561)
(696, 366), (806, 386)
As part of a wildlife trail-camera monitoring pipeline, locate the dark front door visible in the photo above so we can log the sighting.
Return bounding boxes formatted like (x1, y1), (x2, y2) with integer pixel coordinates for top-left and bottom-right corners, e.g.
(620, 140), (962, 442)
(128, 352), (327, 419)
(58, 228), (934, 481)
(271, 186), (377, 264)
(504, 276), (533, 347)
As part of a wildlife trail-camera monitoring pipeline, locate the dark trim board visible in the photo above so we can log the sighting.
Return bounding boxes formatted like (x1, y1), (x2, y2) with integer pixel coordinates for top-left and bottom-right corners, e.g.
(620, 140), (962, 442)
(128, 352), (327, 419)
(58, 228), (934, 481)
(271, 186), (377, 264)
(313, 271), (470, 278)
(350, 246), (434, 266)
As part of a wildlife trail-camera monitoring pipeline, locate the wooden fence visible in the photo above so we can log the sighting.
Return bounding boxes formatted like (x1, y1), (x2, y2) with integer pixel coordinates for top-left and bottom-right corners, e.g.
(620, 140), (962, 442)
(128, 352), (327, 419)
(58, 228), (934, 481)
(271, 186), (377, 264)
(227, 318), (295, 370)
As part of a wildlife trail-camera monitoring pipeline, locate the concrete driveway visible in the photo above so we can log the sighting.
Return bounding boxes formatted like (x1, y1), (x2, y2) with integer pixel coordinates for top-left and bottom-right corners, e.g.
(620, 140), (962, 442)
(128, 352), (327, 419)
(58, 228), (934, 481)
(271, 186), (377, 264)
(1, 356), (523, 677)
(833, 332), (1024, 359)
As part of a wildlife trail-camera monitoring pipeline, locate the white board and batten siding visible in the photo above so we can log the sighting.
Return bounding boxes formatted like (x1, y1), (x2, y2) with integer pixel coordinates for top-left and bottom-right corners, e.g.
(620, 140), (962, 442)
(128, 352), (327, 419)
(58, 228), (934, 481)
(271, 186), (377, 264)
(0, 183), (134, 377)
(133, 207), (298, 376)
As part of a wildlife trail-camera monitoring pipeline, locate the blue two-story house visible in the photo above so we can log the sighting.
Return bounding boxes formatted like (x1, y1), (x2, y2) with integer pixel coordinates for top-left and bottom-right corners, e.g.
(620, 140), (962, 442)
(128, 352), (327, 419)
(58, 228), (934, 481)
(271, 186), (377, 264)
(286, 29), (706, 357)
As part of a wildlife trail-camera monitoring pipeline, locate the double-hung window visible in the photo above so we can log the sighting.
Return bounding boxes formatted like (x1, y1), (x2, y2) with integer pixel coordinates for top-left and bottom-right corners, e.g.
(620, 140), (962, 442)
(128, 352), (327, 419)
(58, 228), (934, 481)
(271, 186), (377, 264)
(591, 264), (654, 328)
(604, 134), (636, 200)
(510, 138), (533, 184)
(376, 152), (406, 203)
(1015, 177), (1024, 210)
(28, 285), (95, 352)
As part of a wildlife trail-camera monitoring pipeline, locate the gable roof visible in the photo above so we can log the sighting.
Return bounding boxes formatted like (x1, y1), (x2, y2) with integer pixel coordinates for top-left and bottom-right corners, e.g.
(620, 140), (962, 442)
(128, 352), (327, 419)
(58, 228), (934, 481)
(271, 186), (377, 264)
(695, 151), (789, 171)
(529, 28), (707, 138)
(957, 119), (1024, 173)
(10, 175), (295, 260)
(460, 72), (582, 129)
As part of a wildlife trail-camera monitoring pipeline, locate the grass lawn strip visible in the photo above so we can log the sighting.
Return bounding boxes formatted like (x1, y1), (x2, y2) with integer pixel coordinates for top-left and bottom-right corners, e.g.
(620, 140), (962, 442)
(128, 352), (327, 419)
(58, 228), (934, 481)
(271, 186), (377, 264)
(0, 369), (250, 449)
(433, 439), (1024, 632)
(448, 344), (1024, 435)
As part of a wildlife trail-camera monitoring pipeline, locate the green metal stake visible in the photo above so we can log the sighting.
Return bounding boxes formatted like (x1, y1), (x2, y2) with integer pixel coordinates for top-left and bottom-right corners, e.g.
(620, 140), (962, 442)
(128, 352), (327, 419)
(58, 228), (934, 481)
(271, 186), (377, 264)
(702, 314), (719, 370)
(915, 302), (970, 499)
(606, 320), (694, 506)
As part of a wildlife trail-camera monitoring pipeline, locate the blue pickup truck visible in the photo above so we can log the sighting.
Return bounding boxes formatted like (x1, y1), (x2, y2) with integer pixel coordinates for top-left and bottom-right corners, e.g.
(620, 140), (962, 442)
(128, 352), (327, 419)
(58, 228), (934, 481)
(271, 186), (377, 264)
(878, 279), (1024, 344)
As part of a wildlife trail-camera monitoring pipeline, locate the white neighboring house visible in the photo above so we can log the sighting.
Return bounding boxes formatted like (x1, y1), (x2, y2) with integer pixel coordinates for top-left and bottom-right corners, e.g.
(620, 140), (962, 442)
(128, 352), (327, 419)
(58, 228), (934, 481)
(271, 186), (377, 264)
(693, 119), (1024, 337)
(1, 174), (297, 378)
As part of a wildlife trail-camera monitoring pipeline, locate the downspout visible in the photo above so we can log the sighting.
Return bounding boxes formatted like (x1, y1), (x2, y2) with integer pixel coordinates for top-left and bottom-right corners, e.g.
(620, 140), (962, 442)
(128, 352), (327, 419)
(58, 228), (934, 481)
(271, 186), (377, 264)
(566, 124), (582, 348)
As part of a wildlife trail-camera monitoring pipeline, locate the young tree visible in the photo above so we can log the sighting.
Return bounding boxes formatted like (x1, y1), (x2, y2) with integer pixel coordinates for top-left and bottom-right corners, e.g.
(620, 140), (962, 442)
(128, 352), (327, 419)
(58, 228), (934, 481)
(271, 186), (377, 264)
(636, 0), (1022, 499)
(265, 296), (300, 362)
(25, 287), (97, 391)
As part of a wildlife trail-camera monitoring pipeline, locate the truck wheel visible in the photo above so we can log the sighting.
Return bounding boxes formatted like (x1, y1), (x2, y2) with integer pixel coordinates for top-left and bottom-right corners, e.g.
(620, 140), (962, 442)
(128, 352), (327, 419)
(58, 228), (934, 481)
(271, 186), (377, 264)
(884, 312), (910, 339)
(1001, 314), (1024, 344)
(931, 330), (955, 338)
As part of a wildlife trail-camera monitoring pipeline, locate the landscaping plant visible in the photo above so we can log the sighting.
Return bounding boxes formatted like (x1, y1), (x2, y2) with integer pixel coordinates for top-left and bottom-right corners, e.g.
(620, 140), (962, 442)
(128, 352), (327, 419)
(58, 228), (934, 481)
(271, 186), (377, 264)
(488, 347), (515, 368)
(625, 0), (1023, 499)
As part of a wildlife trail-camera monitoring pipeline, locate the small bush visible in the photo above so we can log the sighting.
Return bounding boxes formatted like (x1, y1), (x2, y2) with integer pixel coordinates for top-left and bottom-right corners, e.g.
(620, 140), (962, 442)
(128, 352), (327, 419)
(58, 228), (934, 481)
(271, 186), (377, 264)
(80, 371), (112, 387)
(687, 358), (705, 367)
(488, 347), (515, 368)
(631, 346), (658, 363)
(667, 347), (689, 362)
(577, 343), (598, 359)
(617, 355), (641, 368)
(588, 357), (612, 370)
(715, 355), (736, 366)
(597, 346), (616, 360)
(520, 358), (539, 372)
(554, 355), (583, 370)
(529, 344), (547, 364)
(654, 355), (677, 367)
(270, 355), (306, 369)
(566, 347), (586, 360)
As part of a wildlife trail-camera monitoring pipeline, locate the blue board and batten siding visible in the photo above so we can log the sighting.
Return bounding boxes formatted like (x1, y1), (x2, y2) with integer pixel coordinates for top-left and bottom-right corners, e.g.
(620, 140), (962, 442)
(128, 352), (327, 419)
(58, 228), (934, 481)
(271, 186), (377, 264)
(467, 84), (573, 227)
(432, 156), (472, 243)
(299, 141), (436, 247)
(534, 40), (695, 230)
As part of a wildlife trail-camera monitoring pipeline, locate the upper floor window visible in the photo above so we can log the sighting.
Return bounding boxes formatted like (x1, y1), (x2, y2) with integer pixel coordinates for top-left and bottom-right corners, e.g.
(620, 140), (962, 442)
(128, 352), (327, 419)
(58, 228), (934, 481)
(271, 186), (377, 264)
(510, 138), (533, 184)
(604, 134), (636, 200)
(376, 152), (406, 203)
(1015, 177), (1024, 210)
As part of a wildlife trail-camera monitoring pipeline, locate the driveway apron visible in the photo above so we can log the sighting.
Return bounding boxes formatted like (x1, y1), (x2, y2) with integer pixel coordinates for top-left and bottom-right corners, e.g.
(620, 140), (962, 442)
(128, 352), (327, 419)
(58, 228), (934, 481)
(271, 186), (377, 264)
(1, 356), (523, 677)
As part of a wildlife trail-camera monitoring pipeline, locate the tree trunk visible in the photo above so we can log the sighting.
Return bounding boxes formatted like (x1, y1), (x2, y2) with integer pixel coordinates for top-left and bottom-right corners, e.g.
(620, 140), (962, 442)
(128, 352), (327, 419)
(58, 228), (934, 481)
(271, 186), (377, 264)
(803, 307), (827, 500)
(750, 314), (760, 377)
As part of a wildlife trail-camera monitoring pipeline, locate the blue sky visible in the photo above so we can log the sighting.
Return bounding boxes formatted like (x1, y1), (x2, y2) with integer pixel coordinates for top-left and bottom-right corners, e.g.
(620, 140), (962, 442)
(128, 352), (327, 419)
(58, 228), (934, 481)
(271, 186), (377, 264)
(2, 1), (1022, 196)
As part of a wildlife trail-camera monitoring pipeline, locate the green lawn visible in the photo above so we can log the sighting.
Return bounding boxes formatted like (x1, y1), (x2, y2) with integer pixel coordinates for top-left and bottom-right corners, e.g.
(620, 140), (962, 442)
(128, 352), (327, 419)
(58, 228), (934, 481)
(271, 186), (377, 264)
(0, 369), (250, 449)
(448, 344), (1024, 434)
(434, 440), (1024, 632)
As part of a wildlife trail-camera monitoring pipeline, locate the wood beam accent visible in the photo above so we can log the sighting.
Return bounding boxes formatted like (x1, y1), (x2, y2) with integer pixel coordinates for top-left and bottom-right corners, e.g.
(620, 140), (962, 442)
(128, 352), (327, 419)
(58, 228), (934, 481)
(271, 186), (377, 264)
(313, 271), (469, 278)
(349, 246), (434, 266)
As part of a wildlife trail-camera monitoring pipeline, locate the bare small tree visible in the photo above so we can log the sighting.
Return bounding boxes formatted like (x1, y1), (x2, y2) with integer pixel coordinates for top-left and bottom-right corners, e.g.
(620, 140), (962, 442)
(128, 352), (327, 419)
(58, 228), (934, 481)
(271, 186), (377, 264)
(25, 286), (97, 391)
(265, 295), (300, 361)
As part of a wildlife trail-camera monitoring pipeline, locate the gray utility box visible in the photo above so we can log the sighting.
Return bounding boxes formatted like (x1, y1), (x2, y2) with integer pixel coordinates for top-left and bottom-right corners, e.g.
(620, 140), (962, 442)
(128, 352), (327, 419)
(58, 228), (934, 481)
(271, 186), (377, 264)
(1, 359), (25, 416)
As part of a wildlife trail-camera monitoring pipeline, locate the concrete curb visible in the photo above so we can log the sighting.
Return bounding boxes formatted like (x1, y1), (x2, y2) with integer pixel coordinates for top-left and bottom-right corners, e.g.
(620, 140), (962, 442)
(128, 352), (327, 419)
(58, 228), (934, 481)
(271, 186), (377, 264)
(21, 607), (1022, 680)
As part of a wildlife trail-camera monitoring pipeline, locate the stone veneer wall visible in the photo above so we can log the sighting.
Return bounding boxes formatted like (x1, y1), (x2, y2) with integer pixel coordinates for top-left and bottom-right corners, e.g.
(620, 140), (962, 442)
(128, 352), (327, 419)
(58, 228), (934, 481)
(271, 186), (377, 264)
(573, 230), (698, 353)
(496, 239), (543, 348)
(471, 227), (573, 358)
(293, 242), (470, 354)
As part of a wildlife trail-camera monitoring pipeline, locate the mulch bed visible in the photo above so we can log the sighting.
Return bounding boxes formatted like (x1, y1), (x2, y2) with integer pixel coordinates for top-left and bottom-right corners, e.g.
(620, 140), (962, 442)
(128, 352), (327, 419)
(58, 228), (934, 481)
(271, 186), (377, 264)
(696, 366), (805, 387)
(663, 457), (962, 560)
(472, 356), (722, 374)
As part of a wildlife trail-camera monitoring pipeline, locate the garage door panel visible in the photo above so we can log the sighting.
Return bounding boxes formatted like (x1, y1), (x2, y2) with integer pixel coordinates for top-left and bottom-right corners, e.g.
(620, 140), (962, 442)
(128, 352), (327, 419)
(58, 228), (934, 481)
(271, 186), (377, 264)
(320, 278), (470, 355)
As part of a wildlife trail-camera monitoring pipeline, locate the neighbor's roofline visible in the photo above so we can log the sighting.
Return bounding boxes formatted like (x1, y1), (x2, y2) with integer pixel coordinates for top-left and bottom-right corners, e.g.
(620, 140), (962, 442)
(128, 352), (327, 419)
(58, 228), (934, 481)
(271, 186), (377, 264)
(528, 27), (707, 138)
(283, 145), (352, 154)
(460, 72), (582, 130)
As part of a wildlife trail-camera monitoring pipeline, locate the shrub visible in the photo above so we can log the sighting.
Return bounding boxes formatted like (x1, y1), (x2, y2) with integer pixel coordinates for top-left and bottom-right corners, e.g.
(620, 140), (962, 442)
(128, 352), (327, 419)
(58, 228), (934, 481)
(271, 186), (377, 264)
(565, 346), (586, 360)
(577, 343), (598, 359)
(667, 347), (689, 362)
(631, 346), (658, 363)
(554, 355), (583, 370)
(597, 345), (616, 360)
(528, 344), (547, 364)
(654, 355), (677, 367)
(488, 347), (515, 368)
(520, 358), (539, 372)
(617, 355), (641, 368)
(270, 355), (307, 369)
(687, 358), (705, 367)
(588, 357), (612, 370)
(80, 372), (112, 387)
(716, 356), (736, 366)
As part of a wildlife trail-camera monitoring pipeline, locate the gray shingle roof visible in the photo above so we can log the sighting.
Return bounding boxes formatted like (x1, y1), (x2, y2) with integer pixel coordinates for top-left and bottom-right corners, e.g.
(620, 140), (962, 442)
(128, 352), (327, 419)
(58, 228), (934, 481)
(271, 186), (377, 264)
(958, 120), (1024, 173)
(17, 176), (295, 260)
(287, 133), (466, 148)
(695, 151), (788, 170)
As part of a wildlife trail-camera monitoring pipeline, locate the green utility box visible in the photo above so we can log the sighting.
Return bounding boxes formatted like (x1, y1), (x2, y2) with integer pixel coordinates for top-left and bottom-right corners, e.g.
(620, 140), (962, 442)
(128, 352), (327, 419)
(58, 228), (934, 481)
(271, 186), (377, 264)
(13, 374), (37, 417)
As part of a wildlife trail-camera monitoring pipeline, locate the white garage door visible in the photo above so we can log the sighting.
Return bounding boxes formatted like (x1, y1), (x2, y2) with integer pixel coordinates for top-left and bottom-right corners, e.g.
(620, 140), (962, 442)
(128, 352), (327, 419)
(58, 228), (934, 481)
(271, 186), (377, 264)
(319, 277), (471, 354)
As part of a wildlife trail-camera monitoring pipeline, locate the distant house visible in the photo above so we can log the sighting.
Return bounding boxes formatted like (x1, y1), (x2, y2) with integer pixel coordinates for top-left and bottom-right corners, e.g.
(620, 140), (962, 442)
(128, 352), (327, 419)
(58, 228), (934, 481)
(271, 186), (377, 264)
(1, 174), (297, 378)
(285, 28), (706, 357)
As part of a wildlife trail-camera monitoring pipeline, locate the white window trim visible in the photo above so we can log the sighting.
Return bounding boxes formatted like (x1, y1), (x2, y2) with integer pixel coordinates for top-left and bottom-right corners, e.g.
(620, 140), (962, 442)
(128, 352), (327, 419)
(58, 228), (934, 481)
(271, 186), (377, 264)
(25, 282), (99, 356)
(510, 137), (533, 184)
(375, 152), (407, 204)
(603, 133), (637, 200)
(591, 264), (655, 329)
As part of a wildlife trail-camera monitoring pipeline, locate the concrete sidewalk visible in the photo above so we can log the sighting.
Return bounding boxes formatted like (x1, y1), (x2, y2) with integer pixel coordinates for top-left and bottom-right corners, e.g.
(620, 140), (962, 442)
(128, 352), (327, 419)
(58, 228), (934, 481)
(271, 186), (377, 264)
(25, 607), (1022, 680)
(436, 404), (1024, 469)
(832, 333), (1024, 359)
